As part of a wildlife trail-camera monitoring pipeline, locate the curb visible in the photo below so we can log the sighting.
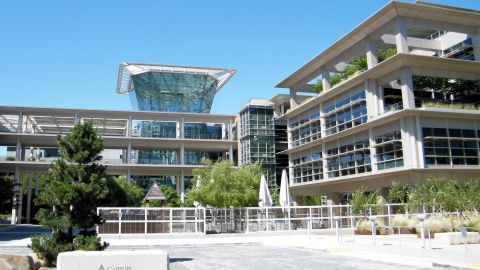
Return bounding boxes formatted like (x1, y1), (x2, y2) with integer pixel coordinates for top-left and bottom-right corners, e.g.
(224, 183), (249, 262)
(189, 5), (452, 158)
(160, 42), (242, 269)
(433, 262), (480, 270)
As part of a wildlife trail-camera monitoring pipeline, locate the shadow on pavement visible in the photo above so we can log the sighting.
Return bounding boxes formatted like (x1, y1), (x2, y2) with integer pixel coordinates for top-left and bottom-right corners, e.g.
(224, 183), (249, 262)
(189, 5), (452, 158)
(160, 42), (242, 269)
(0, 225), (50, 242)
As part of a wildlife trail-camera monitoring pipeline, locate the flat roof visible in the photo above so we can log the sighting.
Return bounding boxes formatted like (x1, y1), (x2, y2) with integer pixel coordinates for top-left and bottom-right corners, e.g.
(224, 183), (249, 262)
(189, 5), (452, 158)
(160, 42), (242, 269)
(116, 62), (236, 94)
(276, 1), (480, 89)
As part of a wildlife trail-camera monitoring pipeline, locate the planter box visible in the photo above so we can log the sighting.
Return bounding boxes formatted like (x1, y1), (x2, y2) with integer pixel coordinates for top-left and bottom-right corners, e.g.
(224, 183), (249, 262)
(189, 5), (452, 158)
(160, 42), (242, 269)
(435, 232), (480, 245)
(355, 230), (373, 235)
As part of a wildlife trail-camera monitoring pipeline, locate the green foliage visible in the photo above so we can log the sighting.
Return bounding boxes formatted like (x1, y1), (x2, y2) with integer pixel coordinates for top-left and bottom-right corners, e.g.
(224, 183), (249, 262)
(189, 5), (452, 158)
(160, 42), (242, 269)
(350, 188), (379, 216)
(421, 102), (479, 110)
(408, 177), (460, 212)
(302, 195), (324, 206)
(29, 234), (74, 267)
(187, 160), (261, 207)
(160, 185), (182, 207)
(387, 181), (408, 204)
(413, 76), (478, 98)
(105, 177), (145, 207)
(457, 180), (480, 212)
(73, 235), (108, 251)
(313, 81), (323, 94)
(377, 48), (397, 63)
(270, 188), (279, 206)
(0, 175), (14, 214)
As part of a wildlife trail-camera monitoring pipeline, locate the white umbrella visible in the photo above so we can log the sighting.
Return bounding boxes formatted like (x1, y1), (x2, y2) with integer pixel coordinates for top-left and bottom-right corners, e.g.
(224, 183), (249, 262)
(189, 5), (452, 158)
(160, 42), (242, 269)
(193, 176), (202, 208)
(258, 175), (273, 208)
(279, 169), (293, 213)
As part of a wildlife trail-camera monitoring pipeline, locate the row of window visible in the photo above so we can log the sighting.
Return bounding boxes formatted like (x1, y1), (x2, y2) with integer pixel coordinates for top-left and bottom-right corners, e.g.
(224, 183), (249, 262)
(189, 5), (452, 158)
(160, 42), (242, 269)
(325, 102), (367, 136)
(326, 139), (372, 178)
(375, 131), (404, 170)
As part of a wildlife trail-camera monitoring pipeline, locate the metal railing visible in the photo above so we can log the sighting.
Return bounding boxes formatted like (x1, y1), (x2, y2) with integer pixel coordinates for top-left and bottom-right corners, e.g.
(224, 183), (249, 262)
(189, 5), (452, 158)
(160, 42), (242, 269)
(97, 204), (474, 236)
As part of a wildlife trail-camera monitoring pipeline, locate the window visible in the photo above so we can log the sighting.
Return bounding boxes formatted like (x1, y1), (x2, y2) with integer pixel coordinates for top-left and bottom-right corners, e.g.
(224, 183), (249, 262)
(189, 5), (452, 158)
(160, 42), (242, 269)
(326, 139), (371, 178)
(324, 90), (367, 136)
(375, 131), (403, 170)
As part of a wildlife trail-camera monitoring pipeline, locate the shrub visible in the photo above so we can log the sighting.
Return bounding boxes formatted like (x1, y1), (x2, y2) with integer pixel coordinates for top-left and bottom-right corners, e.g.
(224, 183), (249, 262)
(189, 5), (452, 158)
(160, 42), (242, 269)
(460, 212), (480, 232)
(350, 188), (379, 216)
(74, 234), (108, 251)
(29, 234), (73, 267)
(356, 218), (387, 235)
(420, 215), (453, 236)
(391, 215), (416, 228)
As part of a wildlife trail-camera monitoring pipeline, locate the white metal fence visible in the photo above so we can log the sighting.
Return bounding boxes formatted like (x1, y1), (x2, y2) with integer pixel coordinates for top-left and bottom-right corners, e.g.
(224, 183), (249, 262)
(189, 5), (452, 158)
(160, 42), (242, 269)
(96, 204), (463, 235)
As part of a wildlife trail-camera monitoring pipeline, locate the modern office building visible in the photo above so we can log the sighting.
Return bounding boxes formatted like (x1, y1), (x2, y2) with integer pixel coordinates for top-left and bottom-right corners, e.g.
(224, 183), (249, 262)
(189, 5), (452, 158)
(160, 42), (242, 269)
(276, 1), (480, 204)
(0, 63), (237, 224)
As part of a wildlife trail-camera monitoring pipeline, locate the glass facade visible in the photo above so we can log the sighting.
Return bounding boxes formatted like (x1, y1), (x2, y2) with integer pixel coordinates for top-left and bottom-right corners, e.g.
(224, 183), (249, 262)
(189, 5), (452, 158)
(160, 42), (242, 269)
(239, 104), (277, 187)
(375, 131), (404, 170)
(132, 175), (176, 190)
(184, 150), (224, 165)
(326, 139), (371, 178)
(423, 127), (479, 166)
(184, 123), (223, 140)
(289, 109), (321, 147)
(132, 120), (177, 138)
(325, 91), (367, 136)
(292, 148), (323, 184)
(134, 149), (177, 165)
(129, 72), (217, 113)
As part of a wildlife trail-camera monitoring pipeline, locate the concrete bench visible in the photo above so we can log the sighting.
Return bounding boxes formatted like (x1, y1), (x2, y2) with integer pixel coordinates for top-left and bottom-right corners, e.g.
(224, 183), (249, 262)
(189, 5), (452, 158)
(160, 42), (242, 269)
(57, 249), (169, 270)
(434, 232), (480, 245)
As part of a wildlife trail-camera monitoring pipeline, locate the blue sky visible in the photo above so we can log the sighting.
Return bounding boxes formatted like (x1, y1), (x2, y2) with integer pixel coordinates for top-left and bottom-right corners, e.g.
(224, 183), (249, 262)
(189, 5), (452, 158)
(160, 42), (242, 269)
(1, 0), (478, 115)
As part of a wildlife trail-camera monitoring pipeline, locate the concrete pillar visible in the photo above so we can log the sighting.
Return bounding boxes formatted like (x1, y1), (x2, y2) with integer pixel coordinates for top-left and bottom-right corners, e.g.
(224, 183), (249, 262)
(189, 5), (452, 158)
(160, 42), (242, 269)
(180, 171), (185, 202)
(319, 103), (326, 138)
(17, 111), (23, 133)
(74, 112), (79, 125)
(180, 144), (185, 165)
(16, 138), (21, 161)
(127, 142), (132, 164)
(377, 85), (385, 115)
(180, 118), (184, 139)
(127, 169), (131, 182)
(229, 145), (233, 163)
(286, 119), (293, 149)
(365, 39), (378, 68)
(34, 174), (39, 195)
(377, 187), (389, 204)
(321, 69), (331, 92)
(470, 28), (480, 62)
(127, 116), (132, 137)
(26, 174), (32, 224)
(229, 120), (233, 140)
(395, 17), (409, 53)
(369, 127), (378, 173)
(289, 88), (299, 108)
(326, 192), (341, 205)
(16, 173), (24, 224)
(415, 116), (425, 168)
(221, 123), (226, 140)
(400, 68), (415, 109)
(321, 143), (328, 180)
(11, 167), (20, 225)
(365, 79), (379, 118)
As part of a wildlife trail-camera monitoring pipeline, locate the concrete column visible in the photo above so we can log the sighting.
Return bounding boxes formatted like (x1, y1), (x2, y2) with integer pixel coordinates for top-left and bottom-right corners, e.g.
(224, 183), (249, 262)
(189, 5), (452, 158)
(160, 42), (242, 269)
(319, 103), (326, 138)
(127, 116), (132, 137)
(287, 119), (293, 149)
(16, 138), (21, 161)
(365, 39), (378, 68)
(326, 192), (340, 205)
(127, 169), (131, 182)
(369, 127), (378, 173)
(322, 143), (328, 180)
(229, 120), (233, 140)
(34, 174), (39, 195)
(127, 142), (132, 164)
(221, 123), (226, 140)
(289, 88), (299, 108)
(395, 17), (409, 53)
(229, 145), (233, 163)
(17, 111), (23, 133)
(377, 187), (389, 204)
(377, 85), (385, 115)
(415, 115), (425, 168)
(11, 167), (20, 225)
(473, 27), (480, 62)
(180, 144), (185, 165)
(74, 113), (79, 125)
(400, 68), (415, 109)
(365, 79), (379, 118)
(16, 173), (24, 224)
(26, 174), (32, 224)
(180, 171), (185, 202)
(321, 69), (331, 92)
(180, 118), (184, 139)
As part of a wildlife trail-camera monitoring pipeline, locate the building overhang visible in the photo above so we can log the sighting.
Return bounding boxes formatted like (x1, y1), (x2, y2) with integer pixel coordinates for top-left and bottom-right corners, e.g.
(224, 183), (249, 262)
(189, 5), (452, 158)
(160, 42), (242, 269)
(116, 62), (236, 94)
(275, 1), (480, 89)
(277, 54), (480, 121)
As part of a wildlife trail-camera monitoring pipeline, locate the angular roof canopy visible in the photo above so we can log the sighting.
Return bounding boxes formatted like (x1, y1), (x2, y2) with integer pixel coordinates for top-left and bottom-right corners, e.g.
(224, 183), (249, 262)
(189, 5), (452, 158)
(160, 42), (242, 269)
(144, 183), (166, 201)
(117, 62), (236, 94)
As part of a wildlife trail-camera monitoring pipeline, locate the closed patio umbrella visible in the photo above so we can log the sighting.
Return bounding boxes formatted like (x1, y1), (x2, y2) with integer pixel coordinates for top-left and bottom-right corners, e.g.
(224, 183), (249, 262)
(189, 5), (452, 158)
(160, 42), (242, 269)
(279, 169), (292, 213)
(193, 175), (202, 208)
(258, 175), (273, 208)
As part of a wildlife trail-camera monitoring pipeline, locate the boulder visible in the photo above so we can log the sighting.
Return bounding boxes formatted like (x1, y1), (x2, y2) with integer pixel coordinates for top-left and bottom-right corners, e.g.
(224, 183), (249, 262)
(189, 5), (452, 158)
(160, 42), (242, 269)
(0, 254), (35, 270)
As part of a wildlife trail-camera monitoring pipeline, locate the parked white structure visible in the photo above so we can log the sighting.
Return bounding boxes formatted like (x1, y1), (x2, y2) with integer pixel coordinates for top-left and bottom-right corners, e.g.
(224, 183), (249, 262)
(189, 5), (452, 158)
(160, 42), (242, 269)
(275, 1), (480, 204)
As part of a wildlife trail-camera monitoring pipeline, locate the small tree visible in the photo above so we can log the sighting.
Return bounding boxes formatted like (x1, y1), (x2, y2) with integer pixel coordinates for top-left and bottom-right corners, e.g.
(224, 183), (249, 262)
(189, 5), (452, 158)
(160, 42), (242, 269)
(0, 175), (14, 215)
(409, 177), (459, 213)
(187, 160), (261, 207)
(32, 121), (109, 266)
(160, 185), (182, 207)
(350, 188), (379, 216)
(302, 195), (324, 206)
(105, 177), (145, 207)
(387, 181), (408, 204)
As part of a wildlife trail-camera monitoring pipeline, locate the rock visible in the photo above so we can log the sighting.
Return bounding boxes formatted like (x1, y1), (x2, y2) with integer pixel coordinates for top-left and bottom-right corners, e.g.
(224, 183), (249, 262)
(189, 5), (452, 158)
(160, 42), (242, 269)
(434, 231), (480, 245)
(57, 250), (169, 270)
(0, 254), (35, 270)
